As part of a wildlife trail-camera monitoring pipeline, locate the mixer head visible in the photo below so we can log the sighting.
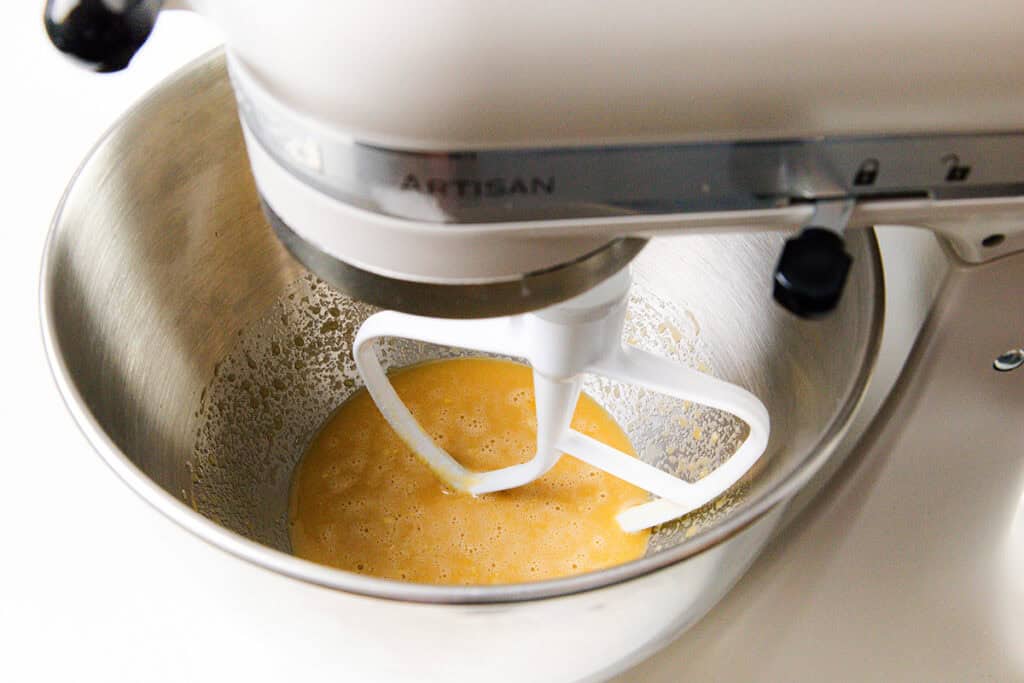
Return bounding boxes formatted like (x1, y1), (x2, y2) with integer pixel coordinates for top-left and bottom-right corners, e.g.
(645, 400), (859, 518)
(45, 0), (1024, 320)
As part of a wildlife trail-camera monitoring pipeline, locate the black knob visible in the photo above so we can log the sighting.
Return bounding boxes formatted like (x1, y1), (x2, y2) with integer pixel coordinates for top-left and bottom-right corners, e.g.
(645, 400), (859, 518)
(44, 0), (162, 73)
(773, 227), (853, 319)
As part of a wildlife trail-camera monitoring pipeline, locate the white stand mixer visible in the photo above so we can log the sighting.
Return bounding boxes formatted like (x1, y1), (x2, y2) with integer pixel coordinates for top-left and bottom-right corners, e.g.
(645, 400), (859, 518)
(42, 1), (1024, 680)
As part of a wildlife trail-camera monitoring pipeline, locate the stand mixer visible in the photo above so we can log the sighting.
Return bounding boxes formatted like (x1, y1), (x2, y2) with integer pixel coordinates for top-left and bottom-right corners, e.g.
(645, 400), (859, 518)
(41, 1), (1024, 680)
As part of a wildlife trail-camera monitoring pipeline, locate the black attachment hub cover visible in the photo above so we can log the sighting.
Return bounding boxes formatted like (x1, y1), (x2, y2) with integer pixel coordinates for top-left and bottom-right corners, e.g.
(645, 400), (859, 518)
(773, 227), (853, 319)
(44, 0), (161, 72)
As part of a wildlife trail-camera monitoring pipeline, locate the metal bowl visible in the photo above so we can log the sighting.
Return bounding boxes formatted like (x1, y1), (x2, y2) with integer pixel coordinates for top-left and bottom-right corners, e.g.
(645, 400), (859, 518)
(41, 52), (883, 681)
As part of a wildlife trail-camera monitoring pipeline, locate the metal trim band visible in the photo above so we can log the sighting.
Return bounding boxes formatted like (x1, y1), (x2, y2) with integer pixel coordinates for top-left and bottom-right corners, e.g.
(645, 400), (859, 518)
(231, 65), (1024, 225)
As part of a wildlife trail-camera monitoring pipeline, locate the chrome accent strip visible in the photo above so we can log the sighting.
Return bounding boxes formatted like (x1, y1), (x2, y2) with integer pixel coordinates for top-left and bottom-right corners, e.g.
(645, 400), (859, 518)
(232, 76), (1024, 224)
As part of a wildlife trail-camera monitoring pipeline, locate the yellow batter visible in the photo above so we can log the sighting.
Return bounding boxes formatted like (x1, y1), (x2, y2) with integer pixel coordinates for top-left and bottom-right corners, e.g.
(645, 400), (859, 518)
(289, 358), (650, 584)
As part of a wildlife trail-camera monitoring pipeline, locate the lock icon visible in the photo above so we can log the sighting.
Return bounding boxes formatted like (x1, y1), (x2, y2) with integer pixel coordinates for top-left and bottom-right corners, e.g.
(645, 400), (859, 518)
(853, 158), (880, 186)
(943, 154), (971, 182)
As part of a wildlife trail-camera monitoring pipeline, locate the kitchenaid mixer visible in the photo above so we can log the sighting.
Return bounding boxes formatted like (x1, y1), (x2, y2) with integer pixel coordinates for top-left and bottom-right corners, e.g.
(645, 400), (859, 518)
(39, 2), (1024, 679)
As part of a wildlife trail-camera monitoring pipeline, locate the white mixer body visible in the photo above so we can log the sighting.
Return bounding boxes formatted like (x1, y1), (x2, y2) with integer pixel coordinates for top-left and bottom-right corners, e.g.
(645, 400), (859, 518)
(186, 1), (1024, 149)
(166, 0), (1024, 300)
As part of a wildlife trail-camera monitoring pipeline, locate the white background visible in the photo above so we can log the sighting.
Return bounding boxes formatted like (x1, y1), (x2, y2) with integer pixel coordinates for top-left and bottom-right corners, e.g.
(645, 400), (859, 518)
(4, 3), (1015, 682)
(1, 5), (226, 681)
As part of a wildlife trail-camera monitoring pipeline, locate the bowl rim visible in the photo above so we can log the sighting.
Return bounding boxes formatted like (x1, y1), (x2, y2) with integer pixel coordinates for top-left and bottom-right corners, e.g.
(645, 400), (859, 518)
(38, 49), (886, 605)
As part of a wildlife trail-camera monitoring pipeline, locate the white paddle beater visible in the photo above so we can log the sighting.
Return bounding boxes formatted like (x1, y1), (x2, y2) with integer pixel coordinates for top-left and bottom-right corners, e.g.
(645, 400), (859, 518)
(353, 269), (769, 532)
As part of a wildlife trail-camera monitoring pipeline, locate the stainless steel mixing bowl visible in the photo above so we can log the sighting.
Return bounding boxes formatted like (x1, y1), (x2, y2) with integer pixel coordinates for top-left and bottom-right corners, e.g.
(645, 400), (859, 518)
(41, 52), (883, 682)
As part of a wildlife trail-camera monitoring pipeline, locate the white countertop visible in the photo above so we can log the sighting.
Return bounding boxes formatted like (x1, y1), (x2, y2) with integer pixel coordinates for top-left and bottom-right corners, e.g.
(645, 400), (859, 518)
(5, 5), (1022, 682)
